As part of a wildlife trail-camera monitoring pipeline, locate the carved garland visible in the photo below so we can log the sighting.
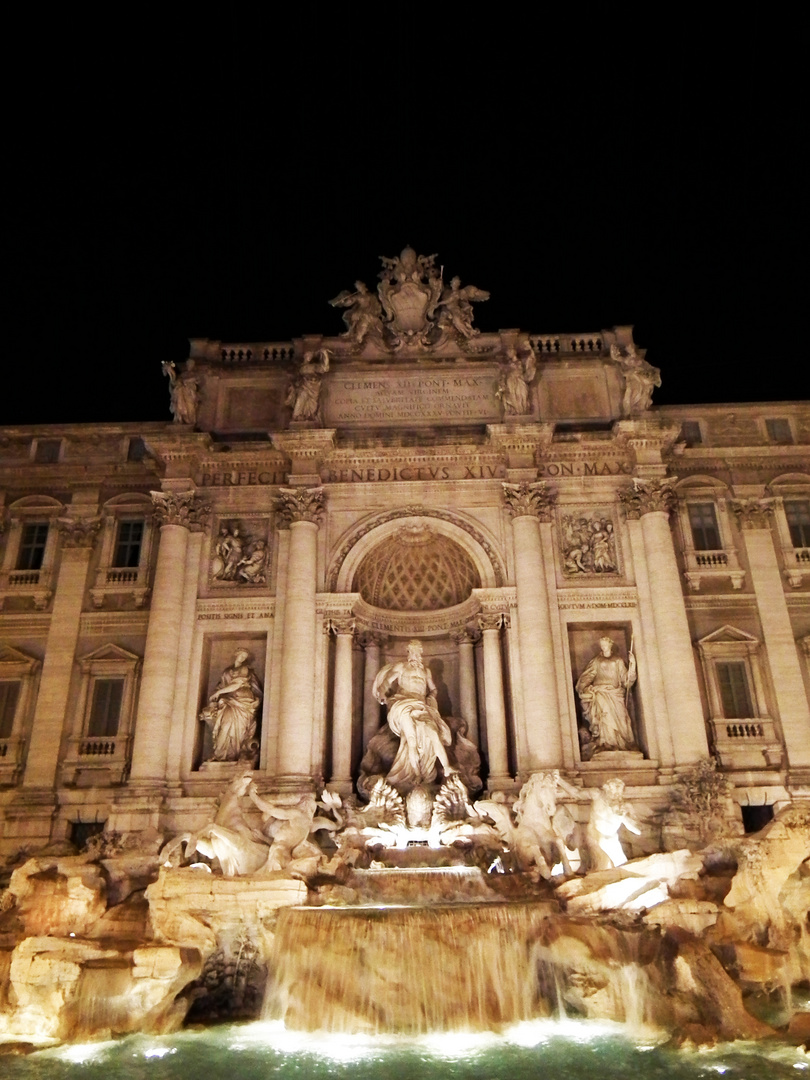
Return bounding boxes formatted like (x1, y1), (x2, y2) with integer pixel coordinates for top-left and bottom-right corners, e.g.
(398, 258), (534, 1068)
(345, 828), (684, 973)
(56, 517), (102, 548)
(326, 505), (506, 591)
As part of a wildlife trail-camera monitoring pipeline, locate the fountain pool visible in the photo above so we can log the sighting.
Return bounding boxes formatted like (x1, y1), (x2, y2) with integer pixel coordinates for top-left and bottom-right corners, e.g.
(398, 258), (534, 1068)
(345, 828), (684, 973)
(1, 1021), (806, 1079)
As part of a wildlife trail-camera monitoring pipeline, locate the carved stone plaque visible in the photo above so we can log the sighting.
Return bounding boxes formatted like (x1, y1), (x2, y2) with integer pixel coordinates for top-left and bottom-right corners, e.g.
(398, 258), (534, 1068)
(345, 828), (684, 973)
(323, 367), (500, 426)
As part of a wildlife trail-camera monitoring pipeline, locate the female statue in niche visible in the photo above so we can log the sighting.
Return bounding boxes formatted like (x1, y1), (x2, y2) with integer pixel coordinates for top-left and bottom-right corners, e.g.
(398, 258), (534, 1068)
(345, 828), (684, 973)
(200, 649), (262, 763)
(575, 636), (638, 754)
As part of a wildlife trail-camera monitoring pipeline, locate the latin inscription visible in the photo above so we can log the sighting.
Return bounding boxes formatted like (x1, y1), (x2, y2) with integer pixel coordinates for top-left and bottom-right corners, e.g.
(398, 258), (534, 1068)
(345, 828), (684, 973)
(325, 373), (498, 424)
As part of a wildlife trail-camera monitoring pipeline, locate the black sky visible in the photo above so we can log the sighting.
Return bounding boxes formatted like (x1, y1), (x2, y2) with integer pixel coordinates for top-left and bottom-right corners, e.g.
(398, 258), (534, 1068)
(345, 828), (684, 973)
(5, 25), (805, 426)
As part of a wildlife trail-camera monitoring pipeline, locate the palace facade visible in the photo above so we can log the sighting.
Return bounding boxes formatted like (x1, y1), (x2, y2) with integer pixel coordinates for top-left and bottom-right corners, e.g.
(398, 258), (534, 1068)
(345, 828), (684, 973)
(1, 250), (809, 854)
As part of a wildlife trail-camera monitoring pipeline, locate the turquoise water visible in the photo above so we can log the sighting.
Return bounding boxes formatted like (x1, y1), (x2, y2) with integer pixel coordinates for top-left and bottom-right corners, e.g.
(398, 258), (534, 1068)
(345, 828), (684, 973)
(2, 1021), (807, 1080)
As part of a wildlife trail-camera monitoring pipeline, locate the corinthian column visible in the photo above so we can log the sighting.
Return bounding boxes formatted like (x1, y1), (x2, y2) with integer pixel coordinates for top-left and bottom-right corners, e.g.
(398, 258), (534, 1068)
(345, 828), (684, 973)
(23, 515), (101, 789)
(619, 478), (708, 764)
(478, 612), (511, 788)
(329, 616), (355, 794)
(275, 487), (324, 783)
(502, 481), (562, 769)
(731, 498), (810, 770)
(129, 491), (209, 783)
(452, 628), (480, 745)
(360, 631), (385, 749)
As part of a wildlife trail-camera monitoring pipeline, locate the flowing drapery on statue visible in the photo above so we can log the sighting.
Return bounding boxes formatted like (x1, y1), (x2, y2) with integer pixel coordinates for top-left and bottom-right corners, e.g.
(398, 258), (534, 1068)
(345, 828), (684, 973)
(575, 636), (638, 753)
(200, 650), (262, 763)
(372, 640), (457, 792)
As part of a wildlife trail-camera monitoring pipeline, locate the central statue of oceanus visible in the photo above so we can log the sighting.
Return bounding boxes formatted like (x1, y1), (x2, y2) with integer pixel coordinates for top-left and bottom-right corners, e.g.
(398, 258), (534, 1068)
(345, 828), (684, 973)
(358, 639), (482, 805)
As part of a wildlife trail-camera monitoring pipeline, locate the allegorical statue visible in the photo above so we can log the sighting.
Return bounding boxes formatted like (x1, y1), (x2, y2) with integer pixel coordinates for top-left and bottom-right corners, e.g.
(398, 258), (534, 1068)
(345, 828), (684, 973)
(496, 345), (537, 415)
(583, 777), (641, 870)
(162, 358), (200, 425)
(575, 636), (638, 754)
(200, 650), (262, 763)
(610, 343), (661, 415)
(285, 348), (331, 423)
(329, 281), (384, 346)
(371, 639), (458, 792)
(435, 275), (490, 339)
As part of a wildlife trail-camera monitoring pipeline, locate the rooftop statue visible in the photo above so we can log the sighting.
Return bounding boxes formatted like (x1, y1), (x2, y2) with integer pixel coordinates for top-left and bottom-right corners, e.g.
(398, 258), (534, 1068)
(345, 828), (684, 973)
(496, 345), (537, 415)
(329, 247), (489, 351)
(329, 281), (384, 346)
(285, 347), (331, 423)
(610, 342), (661, 415)
(162, 358), (199, 425)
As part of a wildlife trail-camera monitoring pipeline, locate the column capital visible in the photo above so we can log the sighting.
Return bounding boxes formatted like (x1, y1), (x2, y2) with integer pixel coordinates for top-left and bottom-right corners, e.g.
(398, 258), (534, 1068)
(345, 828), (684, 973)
(357, 629), (387, 650)
(451, 627), (481, 646)
(276, 486), (325, 526)
(729, 497), (776, 530)
(327, 615), (356, 636)
(618, 477), (677, 519)
(56, 516), (102, 549)
(478, 611), (507, 632)
(502, 481), (556, 521)
(151, 490), (211, 530)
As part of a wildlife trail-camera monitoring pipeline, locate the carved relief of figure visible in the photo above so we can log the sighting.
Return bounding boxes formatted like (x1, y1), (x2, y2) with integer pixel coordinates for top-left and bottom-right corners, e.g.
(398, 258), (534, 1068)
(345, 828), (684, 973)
(575, 636), (638, 753)
(372, 639), (457, 793)
(236, 539), (268, 584)
(610, 343), (661, 415)
(583, 777), (641, 870)
(496, 346), (537, 415)
(162, 359), (199, 425)
(329, 281), (384, 345)
(435, 276), (490, 339)
(285, 348), (331, 422)
(216, 526), (244, 581)
(561, 513), (618, 576)
(200, 650), (262, 763)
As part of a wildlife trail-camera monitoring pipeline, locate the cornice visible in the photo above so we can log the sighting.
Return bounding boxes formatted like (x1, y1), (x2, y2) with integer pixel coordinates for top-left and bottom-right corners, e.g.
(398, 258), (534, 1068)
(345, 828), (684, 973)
(557, 588), (637, 609)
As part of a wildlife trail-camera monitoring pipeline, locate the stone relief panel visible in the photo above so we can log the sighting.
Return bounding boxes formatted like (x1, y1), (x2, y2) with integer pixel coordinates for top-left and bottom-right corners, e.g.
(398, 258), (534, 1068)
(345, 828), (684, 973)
(210, 518), (272, 587)
(559, 509), (619, 577)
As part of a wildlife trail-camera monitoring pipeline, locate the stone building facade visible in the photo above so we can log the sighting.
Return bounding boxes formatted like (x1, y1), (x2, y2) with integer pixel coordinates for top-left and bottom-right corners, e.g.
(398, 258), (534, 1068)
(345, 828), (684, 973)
(1, 250), (809, 854)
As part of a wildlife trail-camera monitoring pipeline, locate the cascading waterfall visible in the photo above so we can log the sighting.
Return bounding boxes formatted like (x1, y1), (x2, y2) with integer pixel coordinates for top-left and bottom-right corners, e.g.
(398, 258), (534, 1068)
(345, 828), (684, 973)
(264, 902), (656, 1035)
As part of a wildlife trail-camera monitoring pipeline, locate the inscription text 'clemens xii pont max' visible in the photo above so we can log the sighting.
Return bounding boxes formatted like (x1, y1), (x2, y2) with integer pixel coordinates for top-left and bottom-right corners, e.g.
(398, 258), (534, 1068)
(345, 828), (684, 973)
(325, 372), (498, 425)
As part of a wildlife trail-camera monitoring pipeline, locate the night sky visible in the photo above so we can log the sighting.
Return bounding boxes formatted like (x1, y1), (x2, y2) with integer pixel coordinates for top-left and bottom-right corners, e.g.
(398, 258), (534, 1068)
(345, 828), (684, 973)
(5, 27), (804, 427)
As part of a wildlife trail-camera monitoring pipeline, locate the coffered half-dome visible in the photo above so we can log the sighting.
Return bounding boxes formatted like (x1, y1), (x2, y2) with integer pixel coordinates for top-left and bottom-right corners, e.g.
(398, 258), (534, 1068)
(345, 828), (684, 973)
(353, 525), (480, 611)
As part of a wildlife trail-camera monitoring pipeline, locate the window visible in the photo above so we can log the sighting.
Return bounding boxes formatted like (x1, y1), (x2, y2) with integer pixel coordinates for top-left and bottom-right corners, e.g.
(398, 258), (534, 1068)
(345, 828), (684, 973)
(766, 418), (793, 444)
(680, 421), (702, 447)
(34, 439), (62, 463)
(716, 661), (754, 719)
(784, 500), (810, 548)
(0, 681), (21, 739)
(17, 523), (49, 571)
(688, 503), (721, 551)
(87, 678), (124, 737)
(113, 520), (144, 568)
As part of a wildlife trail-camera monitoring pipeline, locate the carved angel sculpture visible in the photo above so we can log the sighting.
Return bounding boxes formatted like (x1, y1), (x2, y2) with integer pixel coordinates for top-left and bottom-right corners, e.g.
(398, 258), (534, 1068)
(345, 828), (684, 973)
(497, 346), (537, 415)
(329, 281), (384, 345)
(435, 276), (490, 339)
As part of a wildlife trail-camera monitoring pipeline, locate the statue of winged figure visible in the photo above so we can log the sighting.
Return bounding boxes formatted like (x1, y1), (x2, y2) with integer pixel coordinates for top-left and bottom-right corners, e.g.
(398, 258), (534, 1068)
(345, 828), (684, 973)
(435, 276), (490, 339)
(329, 281), (384, 346)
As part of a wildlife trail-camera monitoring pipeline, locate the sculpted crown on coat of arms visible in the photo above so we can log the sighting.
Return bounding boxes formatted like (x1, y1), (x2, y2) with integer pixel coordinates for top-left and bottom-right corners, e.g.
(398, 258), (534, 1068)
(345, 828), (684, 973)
(329, 246), (490, 352)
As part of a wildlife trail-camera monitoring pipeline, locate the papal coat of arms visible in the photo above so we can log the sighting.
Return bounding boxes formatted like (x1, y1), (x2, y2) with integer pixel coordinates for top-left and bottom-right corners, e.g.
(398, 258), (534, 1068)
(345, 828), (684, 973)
(329, 247), (489, 351)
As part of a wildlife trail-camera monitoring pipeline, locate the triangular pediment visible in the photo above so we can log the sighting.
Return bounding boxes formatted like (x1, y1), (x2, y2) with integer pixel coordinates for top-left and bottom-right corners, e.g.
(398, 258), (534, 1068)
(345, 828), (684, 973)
(0, 643), (39, 669)
(78, 643), (141, 664)
(698, 624), (758, 646)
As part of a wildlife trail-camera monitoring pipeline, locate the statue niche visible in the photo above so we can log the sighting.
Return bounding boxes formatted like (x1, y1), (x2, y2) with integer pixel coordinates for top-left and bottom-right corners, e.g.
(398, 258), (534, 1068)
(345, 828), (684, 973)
(573, 632), (641, 761)
(199, 649), (263, 768)
(358, 640), (482, 821)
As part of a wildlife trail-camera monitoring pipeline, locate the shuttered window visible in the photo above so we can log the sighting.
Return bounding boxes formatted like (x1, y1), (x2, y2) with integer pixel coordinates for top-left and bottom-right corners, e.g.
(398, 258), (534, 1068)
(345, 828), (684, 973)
(88, 679), (124, 737)
(0, 681), (20, 739)
(716, 661), (754, 719)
